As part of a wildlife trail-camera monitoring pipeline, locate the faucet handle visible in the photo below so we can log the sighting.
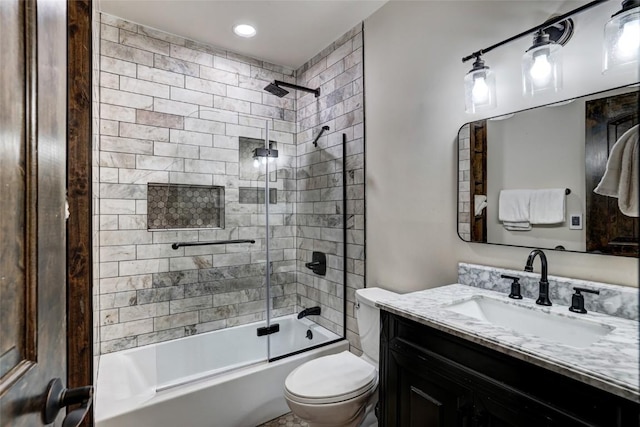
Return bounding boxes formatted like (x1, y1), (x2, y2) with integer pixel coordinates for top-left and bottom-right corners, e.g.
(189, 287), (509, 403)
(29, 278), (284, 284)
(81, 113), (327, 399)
(569, 287), (600, 314)
(500, 274), (523, 300)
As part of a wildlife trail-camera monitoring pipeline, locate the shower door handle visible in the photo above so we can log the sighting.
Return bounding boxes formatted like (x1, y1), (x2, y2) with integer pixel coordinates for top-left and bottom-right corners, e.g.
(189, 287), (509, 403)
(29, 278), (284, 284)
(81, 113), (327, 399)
(42, 378), (93, 427)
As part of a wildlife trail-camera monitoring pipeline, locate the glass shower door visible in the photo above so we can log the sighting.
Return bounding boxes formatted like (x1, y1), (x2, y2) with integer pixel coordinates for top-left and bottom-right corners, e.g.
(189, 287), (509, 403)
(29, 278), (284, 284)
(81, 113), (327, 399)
(151, 117), (275, 391)
(267, 125), (345, 361)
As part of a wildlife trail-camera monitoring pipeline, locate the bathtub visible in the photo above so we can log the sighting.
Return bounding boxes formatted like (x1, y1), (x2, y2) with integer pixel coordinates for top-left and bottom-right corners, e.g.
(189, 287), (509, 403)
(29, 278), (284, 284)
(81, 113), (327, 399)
(96, 315), (347, 427)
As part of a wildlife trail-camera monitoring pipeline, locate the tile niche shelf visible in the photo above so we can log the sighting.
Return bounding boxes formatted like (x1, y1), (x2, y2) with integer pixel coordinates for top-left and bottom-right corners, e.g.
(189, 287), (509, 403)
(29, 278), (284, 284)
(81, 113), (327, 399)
(147, 183), (225, 230)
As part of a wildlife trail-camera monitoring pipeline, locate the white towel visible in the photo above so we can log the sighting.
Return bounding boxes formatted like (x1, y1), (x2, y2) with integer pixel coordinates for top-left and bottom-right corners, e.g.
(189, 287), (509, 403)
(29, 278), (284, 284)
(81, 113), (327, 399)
(474, 195), (487, 216)
(498, 190), (531, 223)
(503, 221), (532, 231)
(594, 125), (639, 217)
(529, 189), (566, 224)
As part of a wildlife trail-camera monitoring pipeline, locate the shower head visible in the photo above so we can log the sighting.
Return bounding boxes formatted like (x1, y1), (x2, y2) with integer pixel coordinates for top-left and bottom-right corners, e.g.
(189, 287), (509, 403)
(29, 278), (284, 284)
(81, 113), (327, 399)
(264, 82), (289, 98)
(263, 80), (320, 98)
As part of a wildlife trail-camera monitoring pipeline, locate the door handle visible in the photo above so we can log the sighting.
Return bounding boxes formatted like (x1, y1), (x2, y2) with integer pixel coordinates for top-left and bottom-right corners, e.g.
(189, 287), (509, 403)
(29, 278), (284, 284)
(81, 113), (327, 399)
(42, 378), (93, 427)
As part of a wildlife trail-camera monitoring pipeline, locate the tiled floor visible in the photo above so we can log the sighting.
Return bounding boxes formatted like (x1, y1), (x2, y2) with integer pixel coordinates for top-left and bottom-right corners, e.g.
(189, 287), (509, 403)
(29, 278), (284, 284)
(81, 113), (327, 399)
(257, 412), (308, 427)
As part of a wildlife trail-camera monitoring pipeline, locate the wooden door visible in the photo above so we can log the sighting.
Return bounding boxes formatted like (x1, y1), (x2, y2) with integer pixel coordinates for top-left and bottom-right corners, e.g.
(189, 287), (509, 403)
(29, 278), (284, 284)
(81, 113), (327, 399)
(1, 0), (69, 425)
(585, 91), (639, 256)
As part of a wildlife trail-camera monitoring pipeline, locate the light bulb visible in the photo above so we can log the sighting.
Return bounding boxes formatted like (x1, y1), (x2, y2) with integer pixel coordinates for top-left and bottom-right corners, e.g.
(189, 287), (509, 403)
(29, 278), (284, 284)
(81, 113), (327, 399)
(471, 76), (490, 104)
(464, 56), (496, 113)
(253, 158), (259, 168)
(530, 53), (552, 85)
(261, 157), (267, 165)
(617, 20), (640, 60)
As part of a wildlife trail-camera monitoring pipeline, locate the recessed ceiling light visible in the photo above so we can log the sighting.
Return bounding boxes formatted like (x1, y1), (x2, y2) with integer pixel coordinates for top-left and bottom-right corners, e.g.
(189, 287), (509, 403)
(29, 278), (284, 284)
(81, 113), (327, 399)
(233, 24), (256, 38)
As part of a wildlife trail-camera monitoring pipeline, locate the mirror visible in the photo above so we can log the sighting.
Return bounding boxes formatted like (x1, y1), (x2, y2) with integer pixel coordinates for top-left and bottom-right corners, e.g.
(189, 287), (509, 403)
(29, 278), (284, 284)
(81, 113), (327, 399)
(457, 84), (639, 257)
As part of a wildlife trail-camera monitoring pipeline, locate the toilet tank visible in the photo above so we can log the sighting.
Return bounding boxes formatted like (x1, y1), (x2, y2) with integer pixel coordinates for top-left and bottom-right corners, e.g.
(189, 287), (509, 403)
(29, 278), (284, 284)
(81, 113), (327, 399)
(355, 287), (398, 366)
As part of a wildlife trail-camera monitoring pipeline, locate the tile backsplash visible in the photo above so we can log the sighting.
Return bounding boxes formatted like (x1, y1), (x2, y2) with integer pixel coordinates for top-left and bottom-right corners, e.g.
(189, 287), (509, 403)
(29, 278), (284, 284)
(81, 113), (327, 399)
(458, 263), (638, 320)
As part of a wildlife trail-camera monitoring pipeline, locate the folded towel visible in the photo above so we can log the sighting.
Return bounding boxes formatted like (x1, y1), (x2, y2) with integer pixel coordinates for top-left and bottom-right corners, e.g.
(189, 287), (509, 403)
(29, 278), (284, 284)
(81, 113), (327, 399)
(498, 190), (531, 222)
(503, 221), (532, 231)
(594, 125), (638, 217)
(529, 189), (566, 224)
(474, 195), (487, 216)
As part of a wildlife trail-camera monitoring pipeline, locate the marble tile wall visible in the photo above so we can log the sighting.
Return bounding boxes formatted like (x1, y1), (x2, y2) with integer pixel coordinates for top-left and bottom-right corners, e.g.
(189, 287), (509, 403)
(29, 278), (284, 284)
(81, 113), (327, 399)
(294, 24), (366, 353)
(458, 124), (471, 241)
(97, 14), (298, 353)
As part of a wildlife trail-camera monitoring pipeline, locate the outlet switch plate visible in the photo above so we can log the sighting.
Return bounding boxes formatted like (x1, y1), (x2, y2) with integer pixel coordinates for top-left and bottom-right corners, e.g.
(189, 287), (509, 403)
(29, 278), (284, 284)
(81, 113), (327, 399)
(569, 214), (583, 230)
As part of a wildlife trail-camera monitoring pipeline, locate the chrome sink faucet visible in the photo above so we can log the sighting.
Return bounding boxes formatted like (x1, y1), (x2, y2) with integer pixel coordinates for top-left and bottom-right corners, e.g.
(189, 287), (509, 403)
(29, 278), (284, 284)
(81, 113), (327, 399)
(524, 249), (552, 306)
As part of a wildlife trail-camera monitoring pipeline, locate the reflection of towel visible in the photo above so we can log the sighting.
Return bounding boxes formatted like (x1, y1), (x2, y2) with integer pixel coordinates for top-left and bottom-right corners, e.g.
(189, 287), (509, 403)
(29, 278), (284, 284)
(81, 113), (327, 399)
(499, 190), (531, 222)
(503, 221), (532, 231)
(499, 190), (532, 231)
(474, 195), (487, 216)
(530, 189), (566, 224)
(594, 125), (639, 217)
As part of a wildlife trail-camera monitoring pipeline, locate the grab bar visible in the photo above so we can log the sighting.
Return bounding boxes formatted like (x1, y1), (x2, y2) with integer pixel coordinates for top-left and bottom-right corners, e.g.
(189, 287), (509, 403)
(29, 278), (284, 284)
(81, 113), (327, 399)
(171, 239), (256, 250)
(312, 125), (330, 147)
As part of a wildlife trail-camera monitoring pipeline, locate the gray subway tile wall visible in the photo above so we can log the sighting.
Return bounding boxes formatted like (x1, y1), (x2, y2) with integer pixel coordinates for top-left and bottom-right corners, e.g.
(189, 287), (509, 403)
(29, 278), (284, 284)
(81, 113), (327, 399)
(97, 14), (365, 355)
(294, 24), (365, 353)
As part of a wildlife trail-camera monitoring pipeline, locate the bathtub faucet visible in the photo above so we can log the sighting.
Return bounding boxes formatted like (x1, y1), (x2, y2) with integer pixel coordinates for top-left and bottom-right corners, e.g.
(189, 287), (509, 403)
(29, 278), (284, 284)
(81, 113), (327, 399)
(297, 306), (321, 319)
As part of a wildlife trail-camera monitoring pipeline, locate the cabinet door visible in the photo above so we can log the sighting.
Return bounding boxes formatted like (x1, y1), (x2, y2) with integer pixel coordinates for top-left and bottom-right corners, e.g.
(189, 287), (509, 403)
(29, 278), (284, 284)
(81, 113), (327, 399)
(472, 381), (592, 427)
(392, 350), (473, 427)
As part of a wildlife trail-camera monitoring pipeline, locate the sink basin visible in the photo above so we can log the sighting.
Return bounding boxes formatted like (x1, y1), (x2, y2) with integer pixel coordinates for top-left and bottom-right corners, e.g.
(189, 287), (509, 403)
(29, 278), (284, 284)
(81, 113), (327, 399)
(444, 296), (614, 348)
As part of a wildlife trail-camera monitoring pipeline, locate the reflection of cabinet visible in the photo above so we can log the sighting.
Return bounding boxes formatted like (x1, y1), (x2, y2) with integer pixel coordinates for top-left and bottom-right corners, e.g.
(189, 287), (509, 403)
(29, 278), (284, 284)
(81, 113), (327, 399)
(585, 91), (638, 257)
(379, 311), (640, 427)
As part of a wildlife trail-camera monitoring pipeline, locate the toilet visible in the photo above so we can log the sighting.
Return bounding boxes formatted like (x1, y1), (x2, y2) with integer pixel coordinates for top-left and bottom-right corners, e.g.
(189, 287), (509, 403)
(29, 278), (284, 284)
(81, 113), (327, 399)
(283, 287), (397, 427)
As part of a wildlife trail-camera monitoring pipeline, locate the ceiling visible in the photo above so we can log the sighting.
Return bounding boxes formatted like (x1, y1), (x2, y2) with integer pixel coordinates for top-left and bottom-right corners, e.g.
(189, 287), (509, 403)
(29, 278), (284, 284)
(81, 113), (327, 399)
(99, 0), (387, 69)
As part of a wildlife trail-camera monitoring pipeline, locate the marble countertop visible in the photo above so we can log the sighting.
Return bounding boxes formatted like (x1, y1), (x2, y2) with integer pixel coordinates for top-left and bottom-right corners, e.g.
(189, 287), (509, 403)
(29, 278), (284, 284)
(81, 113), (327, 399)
(377, 284), (639, 403)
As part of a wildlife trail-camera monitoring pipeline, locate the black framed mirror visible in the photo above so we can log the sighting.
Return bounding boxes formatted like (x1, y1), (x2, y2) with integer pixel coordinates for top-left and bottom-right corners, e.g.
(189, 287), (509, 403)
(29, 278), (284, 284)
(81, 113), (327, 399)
(457, 84), (639, 257)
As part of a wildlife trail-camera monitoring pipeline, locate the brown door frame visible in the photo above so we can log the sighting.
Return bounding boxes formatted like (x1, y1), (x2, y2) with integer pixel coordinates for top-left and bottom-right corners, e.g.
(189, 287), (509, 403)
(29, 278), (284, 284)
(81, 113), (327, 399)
(67, 0), (93, 425)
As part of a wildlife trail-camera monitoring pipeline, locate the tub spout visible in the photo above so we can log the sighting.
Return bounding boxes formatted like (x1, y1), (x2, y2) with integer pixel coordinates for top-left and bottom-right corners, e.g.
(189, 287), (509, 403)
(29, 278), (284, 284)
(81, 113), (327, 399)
(297, 306), (321, 319)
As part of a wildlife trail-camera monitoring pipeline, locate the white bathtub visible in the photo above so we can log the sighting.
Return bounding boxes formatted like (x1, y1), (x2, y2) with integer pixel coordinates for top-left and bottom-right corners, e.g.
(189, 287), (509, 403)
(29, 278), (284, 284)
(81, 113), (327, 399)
(96, 315), (347, 427)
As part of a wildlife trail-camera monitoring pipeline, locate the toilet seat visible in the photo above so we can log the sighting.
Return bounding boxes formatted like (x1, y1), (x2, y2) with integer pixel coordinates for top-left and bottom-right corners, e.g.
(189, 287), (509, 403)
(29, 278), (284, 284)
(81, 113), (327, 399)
(285, 351), (377, 405)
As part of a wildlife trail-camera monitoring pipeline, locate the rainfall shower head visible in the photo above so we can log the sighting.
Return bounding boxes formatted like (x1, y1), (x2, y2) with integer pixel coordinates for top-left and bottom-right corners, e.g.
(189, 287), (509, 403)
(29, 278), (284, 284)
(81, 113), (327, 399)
(264, 82), (290, 98)
(263, 80), (320, 98)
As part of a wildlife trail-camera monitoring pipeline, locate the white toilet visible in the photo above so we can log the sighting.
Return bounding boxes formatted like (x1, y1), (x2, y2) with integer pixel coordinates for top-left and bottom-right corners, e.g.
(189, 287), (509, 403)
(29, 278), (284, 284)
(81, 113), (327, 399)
(283, 287), (397, 427)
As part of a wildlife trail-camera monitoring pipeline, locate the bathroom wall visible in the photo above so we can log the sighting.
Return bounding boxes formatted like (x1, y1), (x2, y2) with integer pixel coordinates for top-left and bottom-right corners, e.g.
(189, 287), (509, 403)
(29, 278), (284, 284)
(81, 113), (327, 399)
(486, 103), (586, 251)
(97, 14), (298, 353)
(365, 1), (639, 293)
(294, 25), (365, 352)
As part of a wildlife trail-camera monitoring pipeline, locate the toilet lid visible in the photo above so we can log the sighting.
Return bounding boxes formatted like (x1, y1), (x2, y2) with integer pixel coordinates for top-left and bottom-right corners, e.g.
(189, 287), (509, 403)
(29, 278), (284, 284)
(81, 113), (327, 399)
(285, 351), (377, 402)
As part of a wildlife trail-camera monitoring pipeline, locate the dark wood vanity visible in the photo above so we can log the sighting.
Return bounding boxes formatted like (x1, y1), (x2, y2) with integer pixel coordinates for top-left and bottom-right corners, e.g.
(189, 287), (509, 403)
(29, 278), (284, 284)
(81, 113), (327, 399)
(378, 311), (640, 427)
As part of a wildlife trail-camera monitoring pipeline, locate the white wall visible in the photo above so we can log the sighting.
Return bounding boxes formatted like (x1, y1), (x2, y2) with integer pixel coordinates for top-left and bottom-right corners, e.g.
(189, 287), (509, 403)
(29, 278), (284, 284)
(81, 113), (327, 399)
(486, 102), (586, 251)
(365, 1), (639, 292)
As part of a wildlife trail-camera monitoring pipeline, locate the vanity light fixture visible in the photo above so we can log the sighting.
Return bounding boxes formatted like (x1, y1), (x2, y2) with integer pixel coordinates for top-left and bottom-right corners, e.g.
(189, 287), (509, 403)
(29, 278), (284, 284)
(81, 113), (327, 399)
(461, 0), (614, 112)
(233, 23), (257, 38)
(252, 146), (278, 168)
(464, 55), (497, 113)
(603, 0), (640, 72)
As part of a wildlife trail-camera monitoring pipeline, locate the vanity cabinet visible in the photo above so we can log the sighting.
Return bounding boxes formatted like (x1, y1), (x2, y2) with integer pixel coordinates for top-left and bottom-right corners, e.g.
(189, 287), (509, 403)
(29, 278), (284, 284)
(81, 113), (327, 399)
(379, 311), (640, 427)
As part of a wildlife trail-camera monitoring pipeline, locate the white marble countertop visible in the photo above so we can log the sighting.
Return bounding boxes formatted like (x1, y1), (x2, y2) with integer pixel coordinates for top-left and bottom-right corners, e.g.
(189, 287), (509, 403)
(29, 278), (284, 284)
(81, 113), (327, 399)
(377, 284), (640, 403)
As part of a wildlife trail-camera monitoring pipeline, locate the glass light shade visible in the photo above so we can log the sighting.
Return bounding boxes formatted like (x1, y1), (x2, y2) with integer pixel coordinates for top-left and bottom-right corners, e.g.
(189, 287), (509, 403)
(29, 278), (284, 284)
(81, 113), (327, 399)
(464, 66), (497, 113)
(603, 7), (640, 72)
(522, 43), (563, 96)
